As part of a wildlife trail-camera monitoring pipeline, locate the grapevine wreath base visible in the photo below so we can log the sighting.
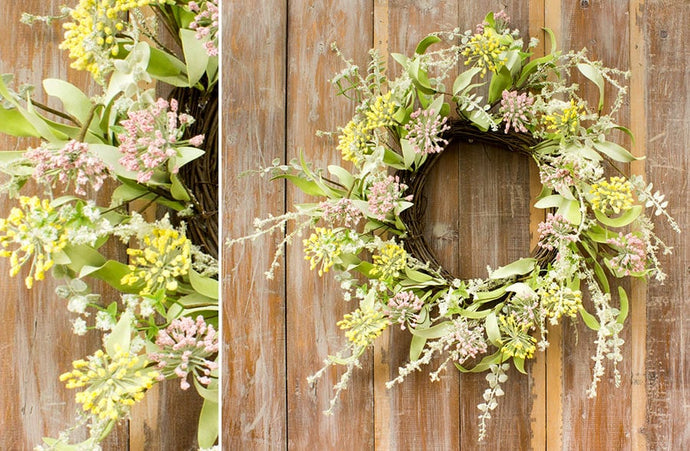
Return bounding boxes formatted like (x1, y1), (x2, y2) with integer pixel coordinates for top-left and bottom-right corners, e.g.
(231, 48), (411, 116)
(230, 11), (678, 440)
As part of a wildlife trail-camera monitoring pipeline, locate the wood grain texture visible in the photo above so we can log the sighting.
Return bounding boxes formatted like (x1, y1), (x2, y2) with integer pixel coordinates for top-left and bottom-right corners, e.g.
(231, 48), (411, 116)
(0, 2), (200, 448)
(224, 0), (288, 449)
(643, 0), (690, 448)
(555, 2), (634, 450)
(284, 1), (375, 449)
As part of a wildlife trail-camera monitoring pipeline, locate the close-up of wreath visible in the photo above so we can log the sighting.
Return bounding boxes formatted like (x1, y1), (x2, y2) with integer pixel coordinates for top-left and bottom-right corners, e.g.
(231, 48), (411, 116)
(230, 10), (679, 440)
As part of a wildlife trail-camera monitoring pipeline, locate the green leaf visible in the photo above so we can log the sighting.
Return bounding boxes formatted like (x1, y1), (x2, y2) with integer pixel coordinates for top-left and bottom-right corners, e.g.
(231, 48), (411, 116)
(180, 28), (210, 86)
(273, 174), (324, 197)
(189, 269), (219, 300)
(401, 138), (416, 169)
(391, 53), (409, 69)
(578, 307), (600, 330)
(327, 165), (354, 189)
(485, 313), (501, 346)
(617, 286), (629, 325)
(488, 66), (512, 104)
(90, 143), (139, 179)
(534, 194), (564, 209)
(592, 141), (639, 163)
(467, 108), (492, 131)
(409, 334), (426, 361)
(513, 356), (527, 374)
(577, 63), (605, 112)
(456, 350), (504, 373)
(453, 67), (482, 95)
(80, 260), (138, 293)
(559, 198), (582, 226)
(197, 398), (219, 448)
(473, 285), (507, 302)
(170, 173), (190, 201)
(592, 259), (610, 293)
(594, 205), (643, 228)
(0, 108), (40, 137)
(490, 258), (536, 280)
(178, 292), (218, 307)
(415, 35), (441, 54)
(105, 314), (132, 356)
(410, 321), (454, 339)
(42, 79), (93, 125)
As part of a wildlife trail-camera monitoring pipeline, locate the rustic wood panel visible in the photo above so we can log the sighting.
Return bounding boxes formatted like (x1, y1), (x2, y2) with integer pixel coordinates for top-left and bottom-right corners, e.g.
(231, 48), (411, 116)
(224, 0), (288, 448)
(0, 2), (199, 448)
(553, 2), (635, 449)
(222, 0), (689, 450)
(643, 0), (690, 448)
(284, 1), (375, 449)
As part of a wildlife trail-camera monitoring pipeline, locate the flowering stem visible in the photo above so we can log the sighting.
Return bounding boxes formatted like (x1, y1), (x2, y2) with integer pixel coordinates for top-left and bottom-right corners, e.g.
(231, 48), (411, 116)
(30, 100), (80, 126)
(77, 104), (98, 142)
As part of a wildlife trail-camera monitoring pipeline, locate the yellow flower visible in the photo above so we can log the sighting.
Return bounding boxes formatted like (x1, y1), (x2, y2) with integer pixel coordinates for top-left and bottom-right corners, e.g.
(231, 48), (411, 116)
(543, 100), (581, 137)
(337, 119), (371, 165)
(60, 345), (159, 421)
(498, 314), (537, 360)
(337, 305), (390, 347)
(371, 242), (407, 280)
(539, 282), (582, 321)
(461, 28), (509, 77)
(302, 228), (342, 276)
(0, 197), (69, 288)
(121, 228), (191, 295)
(589, 176), (634, 215)
(364, 92), (396, 131)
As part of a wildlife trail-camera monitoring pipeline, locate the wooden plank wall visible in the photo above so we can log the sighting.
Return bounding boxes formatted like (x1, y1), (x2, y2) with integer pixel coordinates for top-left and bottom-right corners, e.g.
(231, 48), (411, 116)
(0, 2), (200, 448)
(226, 0), (689, 450)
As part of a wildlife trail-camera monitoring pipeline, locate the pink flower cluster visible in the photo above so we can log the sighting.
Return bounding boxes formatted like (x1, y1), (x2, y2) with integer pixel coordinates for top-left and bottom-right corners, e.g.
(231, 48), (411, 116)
(449, 318), (488, 361)
(540, 162), (575, 193)
(537, 213), (578, 251)
(476, 9), (511, 34)
(404, 108), (450, 155)
(117, 98), (204, 183)
(189, 0), (219, 56)
(367, 175), (412, 221)
(499, 90), (534, 133)
(149, 315), (218, 390)
(320, 198), (363, 228)
(606, 232), (646, 276)
(385, 291), (424, 329)
(26, 140), (110, 195)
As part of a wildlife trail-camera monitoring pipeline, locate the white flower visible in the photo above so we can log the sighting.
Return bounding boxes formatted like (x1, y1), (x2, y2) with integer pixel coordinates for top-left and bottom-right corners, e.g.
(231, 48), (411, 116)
(95, 311), (114, 331)
(67, 295), (88, 314)
(72, 317), (87, 336)
(139, 297), (155, 317)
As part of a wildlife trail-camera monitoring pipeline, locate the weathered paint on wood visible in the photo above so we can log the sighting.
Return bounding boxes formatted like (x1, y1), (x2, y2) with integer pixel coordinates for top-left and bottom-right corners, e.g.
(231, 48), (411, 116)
(224, 0), (288, 449)
(225, 0), (689, 450)
(0, 2), (201, 448)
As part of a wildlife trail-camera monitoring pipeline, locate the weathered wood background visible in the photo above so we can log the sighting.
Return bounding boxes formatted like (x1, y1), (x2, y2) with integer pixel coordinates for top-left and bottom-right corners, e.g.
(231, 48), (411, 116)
(225, 0), (689, 449)
(0, 2), (201, 449)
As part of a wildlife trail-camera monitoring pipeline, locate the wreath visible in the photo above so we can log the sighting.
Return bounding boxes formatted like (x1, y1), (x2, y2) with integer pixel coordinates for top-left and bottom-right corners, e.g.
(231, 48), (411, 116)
(231, 11), (678, 440)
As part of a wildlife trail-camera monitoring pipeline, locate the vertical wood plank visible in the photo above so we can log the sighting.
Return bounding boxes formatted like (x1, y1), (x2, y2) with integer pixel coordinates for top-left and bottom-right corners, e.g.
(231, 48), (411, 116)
(224, 0), (288, 449)
(373, 2), (461, 449)
(554, 1), (634, 449)
(0, 1), (132, 448)
(642, 0), (690, 448)
(284, 1), (375, 449)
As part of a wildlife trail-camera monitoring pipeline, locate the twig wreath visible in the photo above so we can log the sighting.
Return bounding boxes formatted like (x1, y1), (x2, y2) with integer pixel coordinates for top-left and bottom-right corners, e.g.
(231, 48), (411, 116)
(229, 11), (678, 440)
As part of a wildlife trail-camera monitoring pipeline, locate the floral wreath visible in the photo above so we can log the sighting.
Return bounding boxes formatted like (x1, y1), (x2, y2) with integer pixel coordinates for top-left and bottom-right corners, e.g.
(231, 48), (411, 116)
(0, 1), (218, 449)
(231, 11), (679, 441)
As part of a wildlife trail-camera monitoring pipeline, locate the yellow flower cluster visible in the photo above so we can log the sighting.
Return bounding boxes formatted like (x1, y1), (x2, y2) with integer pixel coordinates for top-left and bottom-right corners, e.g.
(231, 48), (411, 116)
(371, 242), (407, 280)
(498, 314), (537, 360)
(60, 345), (159, 421)
(121, 228), (191, 295)
(589, 176), (634, 215)
(540, 283), (582, 320)
(364, 92), (396, 130)
(60, 0), (164, 81)
(0, 197), (68, 289)
(337, 305), (390, 347)
(337, 92), (396, 165)
(302, 227), (342, 276)
(461, 28), (509, 76)
(543, 100), (581, 137)
(337, 119), (370, 165)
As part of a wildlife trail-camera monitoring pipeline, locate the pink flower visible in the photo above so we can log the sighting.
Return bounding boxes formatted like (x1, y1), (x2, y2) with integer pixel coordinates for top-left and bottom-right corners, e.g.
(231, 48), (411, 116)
(606, 232), (646, 276)
(148, 315), (218, 390)
(404, 108), (450, 155)
(499, 91), (534, 134)
(117, 98), (201, 183)
(385, 291), (424, 329)
(26, 140), (111, 195)
(537, 213), (578, 251)
(367, 175), (412, 221)
(320, 198), (363, 227)
(189, 0), (218, 56)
